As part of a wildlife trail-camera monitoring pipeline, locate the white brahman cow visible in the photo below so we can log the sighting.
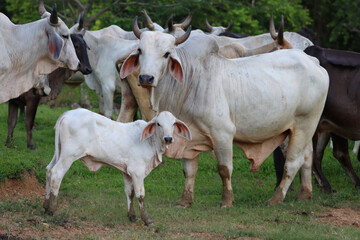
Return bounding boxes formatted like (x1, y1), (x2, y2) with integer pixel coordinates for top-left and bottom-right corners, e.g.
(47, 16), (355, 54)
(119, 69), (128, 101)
(44, 109), (191, 226)
(120, 18), (329, 207)
(0, 3), (79, 103)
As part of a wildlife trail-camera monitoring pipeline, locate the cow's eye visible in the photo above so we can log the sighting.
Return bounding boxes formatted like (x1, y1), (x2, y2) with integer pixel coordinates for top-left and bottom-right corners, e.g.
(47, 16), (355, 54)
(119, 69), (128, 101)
(157, 122), (160, 126)
(163, 52), (170, 58)
(62, 35), (69, 39)
(138, 48), (142, 54)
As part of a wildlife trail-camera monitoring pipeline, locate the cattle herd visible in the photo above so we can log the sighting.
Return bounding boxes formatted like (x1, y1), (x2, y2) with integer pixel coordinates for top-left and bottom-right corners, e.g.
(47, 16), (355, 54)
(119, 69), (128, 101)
(0, 1), (359, 226)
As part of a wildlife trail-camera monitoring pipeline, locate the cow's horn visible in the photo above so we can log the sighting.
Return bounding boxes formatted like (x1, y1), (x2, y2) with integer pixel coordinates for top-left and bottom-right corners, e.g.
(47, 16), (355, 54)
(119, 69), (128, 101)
(205, 19), (213, 31)
(141, 9), (154, 30)
(77, 12), (84, 30)
(167, 14), (174, 33)
(225, 19), (233, 32)
(277, 15), (284, 45)
(38, 0), (46, 16)
(132, 16), (142, 40)
(180, 14), (192, 29)
(175, 25), (192, 45)
(269, 13), (277, 39)
(50, 4), (58, 25)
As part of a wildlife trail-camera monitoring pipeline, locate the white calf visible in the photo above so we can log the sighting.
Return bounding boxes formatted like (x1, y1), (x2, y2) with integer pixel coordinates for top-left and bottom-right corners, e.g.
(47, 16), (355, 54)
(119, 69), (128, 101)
(44, 109), (191, 226)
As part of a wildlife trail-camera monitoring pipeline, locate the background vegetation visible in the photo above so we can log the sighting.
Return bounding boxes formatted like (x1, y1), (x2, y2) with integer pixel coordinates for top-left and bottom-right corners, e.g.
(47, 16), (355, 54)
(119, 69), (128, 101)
(1, 0), (359, 51)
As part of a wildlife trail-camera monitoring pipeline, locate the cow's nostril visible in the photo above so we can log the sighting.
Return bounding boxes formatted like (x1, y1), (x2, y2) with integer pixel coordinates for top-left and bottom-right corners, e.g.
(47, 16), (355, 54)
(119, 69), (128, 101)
(148, 76), (154, 84)
(164, 137), (173, 143)
(139, 75), (154, 85)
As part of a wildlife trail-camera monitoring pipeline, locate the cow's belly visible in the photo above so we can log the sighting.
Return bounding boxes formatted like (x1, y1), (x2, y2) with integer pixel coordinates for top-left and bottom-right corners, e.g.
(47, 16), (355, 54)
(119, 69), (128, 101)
(319, 119), (360, 140)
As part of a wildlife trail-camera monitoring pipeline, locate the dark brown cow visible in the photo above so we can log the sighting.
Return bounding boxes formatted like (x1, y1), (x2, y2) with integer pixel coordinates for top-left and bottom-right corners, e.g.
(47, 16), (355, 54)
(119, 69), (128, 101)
(5, 34), (92, 150)
(275, 44), (360, 193)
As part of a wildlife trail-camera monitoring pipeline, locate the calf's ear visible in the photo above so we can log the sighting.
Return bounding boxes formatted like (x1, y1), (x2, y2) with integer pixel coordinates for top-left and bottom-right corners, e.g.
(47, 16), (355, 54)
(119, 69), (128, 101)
(140, 120), (156, 141)
(169, 56), (184, 83)
(48, 31), (64, 60)
(174, 119), (192, 141)
(120, 51), (140, 79)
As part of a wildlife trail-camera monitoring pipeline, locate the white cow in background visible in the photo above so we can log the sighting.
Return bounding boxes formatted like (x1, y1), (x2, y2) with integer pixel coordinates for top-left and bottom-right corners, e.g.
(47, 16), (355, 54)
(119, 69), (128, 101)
(0, 2), (79, 103)
(69, 10), (163, 118)
(120, 21), (329, 207)
(44, 109), (191, 226)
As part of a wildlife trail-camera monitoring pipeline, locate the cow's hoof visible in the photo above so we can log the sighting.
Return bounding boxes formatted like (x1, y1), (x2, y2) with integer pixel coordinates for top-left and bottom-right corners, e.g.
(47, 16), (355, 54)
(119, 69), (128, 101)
(220, 199), (233, 208)
(128, 214), (137, 222)
(266, 189), (284, 206)
(320, 187), (336, 194)
(5, 142), (15, 148)
(145, 219), (154, 227)
(220, 189), (234, 207)
(28, 145), (38, 150)
(296, 191), (312, 201)
(175, 198), (193, 208)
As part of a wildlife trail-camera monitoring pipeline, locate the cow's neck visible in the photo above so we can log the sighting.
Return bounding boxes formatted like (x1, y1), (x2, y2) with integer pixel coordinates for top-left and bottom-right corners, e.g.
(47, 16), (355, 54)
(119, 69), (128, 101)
(9, 19), (50, 68)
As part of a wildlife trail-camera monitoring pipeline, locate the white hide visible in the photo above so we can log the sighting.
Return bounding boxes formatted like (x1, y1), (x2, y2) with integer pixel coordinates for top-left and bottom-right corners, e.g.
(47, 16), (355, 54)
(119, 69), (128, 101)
(44, 109), (191, 225)
(121, 30), (329, 205)
(0, 13), (79, 103)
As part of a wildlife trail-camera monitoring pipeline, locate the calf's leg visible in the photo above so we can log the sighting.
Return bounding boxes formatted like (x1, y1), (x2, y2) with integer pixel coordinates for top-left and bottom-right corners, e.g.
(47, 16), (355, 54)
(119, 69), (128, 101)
(131, 174), (153, 226)
(297, 141), (313, 201)
(123, 173), (137, 222)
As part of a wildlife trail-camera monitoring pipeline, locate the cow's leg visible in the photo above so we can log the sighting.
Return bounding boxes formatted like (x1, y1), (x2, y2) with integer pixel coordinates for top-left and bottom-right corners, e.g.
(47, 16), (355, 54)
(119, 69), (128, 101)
(117, 79), (138, 123)
(297, 141), (313, 201)
(212, 127), (235, 207)
(312, 132), (334, 193)
(131, 174), (152, 226)
(19, 105), (25, 121)
(5, 100), (19, 148)
(274, 146), (286, 188)
(98, 94), (105, 115)
(45, 156), (76, 215)
(123, 173), (137, 222)
(102, 82), (116, 119)
(332, 134), (360, 190)
(25, 96), (40, 150)
(267, 132), (310, 205)
(176, 156), (199, 207)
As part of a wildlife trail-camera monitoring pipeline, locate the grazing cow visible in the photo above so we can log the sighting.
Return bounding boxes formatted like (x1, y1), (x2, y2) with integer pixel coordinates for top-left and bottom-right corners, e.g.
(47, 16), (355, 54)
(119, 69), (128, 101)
(205, 19), (249, 38)
(274, 45), (360, 193)
(120, 18), (329, 206)
(0, 3), (79, 104)
(69, 10), (163, 119)
(5, 33), (92, 150)
(44, 109), (191, 226)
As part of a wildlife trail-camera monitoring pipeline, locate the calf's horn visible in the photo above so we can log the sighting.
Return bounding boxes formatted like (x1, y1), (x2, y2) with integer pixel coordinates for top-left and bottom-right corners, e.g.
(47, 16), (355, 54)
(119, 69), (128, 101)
(132, 16), (142, 39)
(180, 14), (192, 29)
(225, 20), (233, 32)
(50, 4), (58, 25)
(205, 19), (213, 31)
(175, 25), (192, 45)
(141, 9), (154, 30)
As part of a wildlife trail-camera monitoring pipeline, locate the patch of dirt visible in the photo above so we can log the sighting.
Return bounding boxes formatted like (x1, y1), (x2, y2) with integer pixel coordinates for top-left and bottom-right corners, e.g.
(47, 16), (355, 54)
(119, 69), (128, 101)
(316, 208), (360, 228)
(0, 172), (45, 201)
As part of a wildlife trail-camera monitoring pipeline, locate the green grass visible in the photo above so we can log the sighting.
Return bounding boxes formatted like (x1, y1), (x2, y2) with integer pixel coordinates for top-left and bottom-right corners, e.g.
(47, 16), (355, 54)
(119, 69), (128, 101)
(0, 101), (360, 239)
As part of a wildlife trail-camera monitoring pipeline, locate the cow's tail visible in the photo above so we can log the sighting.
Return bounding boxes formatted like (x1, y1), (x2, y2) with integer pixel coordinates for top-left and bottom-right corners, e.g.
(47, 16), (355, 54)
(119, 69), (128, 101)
(54, 112), (66, 162)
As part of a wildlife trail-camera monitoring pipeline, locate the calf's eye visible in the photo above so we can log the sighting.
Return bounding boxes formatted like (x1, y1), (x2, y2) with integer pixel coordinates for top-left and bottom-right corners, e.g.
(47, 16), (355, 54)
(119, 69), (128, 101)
(163, 52), (170, 58)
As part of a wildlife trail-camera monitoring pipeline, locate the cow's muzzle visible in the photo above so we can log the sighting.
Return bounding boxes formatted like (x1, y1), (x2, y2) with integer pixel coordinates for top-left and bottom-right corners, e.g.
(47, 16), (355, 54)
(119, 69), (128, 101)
(139, 74), (154, 86)
(164, 137), (173, 144)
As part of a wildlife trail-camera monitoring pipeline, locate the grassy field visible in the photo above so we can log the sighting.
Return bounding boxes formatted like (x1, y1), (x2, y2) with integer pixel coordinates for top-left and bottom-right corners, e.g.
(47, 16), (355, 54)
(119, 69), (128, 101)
(0, 98), (360, 239)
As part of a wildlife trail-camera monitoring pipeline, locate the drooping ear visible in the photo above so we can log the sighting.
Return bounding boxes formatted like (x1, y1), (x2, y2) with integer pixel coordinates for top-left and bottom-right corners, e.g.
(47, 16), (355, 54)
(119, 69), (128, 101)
(174, 119), (192, 141)
(169, 56), (184, 83)
(120, 50), (140, 79)
(48, 30), (64, 60)
(140, 120), (156, 141)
